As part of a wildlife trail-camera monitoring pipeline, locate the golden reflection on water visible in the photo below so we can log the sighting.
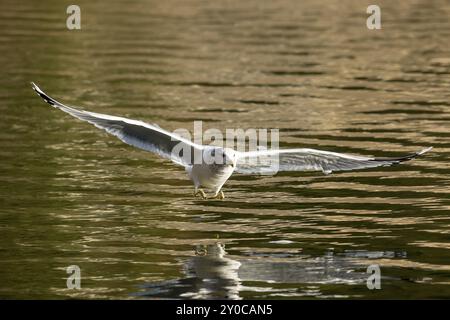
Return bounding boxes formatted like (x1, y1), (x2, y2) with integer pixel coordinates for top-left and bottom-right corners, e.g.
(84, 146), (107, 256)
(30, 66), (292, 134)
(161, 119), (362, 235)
(0, 0), (449, 299)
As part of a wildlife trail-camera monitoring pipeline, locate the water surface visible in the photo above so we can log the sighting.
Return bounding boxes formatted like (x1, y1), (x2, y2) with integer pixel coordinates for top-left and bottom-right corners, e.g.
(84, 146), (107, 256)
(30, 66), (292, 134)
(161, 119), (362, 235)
(0, 0), (449, 299)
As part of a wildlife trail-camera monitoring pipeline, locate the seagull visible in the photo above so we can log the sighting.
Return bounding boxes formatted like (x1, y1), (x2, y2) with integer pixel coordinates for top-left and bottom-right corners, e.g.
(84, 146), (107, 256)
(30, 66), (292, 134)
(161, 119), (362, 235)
(31, 83), (432, 200)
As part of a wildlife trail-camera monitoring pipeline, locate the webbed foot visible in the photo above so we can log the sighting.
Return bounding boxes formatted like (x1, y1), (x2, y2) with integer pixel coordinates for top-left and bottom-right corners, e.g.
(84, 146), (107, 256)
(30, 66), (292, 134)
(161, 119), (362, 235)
(212, 191), (225, 200)
(194, 189), (207, 199)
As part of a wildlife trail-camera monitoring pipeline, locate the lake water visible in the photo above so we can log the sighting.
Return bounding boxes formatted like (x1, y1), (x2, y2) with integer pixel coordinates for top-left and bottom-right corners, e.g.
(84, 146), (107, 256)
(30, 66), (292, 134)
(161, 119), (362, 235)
(0, 0), (449, 299)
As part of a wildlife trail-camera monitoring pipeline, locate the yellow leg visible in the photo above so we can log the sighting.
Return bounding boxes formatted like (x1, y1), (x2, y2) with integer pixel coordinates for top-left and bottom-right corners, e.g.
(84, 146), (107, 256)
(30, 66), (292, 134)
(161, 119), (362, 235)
(194, 189), (224, 200)
(212, 191), (225, 200)
(194, 189), (207, 199)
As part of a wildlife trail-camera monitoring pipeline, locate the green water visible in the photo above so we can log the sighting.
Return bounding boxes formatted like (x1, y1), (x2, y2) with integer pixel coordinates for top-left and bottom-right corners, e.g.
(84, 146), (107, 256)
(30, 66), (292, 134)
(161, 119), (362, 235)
(0, 0), (449, 299)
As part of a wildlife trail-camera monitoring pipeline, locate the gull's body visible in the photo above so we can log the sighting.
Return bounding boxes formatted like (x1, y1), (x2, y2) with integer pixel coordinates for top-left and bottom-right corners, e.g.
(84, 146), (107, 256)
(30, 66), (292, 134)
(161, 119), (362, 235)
(31, 83), (432, 199)
(188, 160), (236, 198)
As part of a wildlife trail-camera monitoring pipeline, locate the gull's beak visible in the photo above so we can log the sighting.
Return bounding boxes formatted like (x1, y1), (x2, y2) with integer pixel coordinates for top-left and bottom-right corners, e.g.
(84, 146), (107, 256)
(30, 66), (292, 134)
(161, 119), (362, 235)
(225, 156), (235, 167)
(223, 150), (236, 167)
(224, 160), (233, 167)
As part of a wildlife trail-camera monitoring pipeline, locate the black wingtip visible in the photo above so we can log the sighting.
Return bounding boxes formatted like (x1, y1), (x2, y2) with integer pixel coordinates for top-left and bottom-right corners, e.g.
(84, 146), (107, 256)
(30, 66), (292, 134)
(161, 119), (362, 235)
(31, 82), (58, 106)
(372, 147), (432, 163)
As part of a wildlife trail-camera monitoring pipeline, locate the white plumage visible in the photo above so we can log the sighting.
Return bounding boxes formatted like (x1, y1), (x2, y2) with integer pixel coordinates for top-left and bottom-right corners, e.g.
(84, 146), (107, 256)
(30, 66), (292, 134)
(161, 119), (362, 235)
(31, 83), (432, 199)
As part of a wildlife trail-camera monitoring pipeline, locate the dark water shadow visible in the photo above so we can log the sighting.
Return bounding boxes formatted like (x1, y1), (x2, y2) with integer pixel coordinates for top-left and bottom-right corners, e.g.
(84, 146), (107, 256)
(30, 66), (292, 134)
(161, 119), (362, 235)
(133, 242), (398, 300)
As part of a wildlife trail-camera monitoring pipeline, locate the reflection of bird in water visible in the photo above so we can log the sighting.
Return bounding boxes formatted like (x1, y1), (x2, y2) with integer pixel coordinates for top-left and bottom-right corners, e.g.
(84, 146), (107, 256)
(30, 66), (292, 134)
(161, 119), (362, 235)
(186, 243), (242, 299)
(32, 83), (432, 200)
(138, 242), (241, 299)
(136, 242), (395, 299)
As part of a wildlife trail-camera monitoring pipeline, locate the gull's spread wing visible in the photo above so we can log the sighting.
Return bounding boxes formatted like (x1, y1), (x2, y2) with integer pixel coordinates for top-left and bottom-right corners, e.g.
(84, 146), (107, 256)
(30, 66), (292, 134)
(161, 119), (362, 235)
(235, 147), (432, 175)
(32, 83), (202, 167)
